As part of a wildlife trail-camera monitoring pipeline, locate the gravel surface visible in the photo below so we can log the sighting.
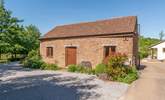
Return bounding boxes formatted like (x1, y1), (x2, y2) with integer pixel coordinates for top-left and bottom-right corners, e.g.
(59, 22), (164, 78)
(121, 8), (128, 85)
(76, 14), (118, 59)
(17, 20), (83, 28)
(0, 62), (129, 100)
(119, 62), (165, 100)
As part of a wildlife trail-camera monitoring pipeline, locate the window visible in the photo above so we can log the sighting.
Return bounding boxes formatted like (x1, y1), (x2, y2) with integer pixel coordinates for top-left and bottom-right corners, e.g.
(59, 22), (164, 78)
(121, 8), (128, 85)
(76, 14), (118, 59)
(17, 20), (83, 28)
(111, 46), (116, 53)
(104, 46), (116, 57)
(46, 47), (53, 57)
(163, 48), (165, 53)
(104, 46), (110, 57)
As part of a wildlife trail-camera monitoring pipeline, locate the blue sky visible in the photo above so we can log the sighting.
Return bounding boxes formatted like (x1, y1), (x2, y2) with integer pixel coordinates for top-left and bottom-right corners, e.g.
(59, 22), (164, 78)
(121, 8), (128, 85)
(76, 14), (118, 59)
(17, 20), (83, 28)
(5, 0), (165, 38)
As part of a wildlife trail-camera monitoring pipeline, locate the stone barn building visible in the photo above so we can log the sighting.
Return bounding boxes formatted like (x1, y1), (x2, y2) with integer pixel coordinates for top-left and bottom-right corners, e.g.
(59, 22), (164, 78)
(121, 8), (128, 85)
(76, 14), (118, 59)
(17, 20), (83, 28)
(40, 16), (139, 68)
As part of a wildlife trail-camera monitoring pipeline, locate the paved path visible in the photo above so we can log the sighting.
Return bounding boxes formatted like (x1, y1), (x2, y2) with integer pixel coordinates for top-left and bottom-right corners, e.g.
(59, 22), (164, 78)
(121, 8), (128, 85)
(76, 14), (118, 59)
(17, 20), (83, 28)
(120, 62), (165, 100)
(0, 62), (128, 100)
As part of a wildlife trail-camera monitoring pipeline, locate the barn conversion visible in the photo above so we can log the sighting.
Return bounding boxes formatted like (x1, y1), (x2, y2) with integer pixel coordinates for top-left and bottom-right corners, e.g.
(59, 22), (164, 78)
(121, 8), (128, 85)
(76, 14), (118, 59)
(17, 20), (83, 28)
(40, 16), (139, 68)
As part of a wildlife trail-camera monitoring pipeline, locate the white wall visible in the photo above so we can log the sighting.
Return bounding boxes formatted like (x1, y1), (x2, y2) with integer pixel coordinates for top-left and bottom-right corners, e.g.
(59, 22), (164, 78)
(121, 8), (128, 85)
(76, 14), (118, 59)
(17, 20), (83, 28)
(152, 42), (165, 60)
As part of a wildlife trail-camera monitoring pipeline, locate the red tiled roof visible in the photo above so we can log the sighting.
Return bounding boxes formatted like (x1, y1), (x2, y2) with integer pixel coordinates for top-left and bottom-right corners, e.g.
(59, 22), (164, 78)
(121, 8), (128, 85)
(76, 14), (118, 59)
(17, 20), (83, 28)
(41, 16), (137, 39)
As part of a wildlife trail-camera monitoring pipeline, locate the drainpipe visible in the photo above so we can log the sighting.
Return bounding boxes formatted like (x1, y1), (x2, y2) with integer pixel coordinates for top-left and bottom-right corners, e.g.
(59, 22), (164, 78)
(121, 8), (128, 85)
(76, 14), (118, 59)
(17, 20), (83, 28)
(138, 24), (141, 68)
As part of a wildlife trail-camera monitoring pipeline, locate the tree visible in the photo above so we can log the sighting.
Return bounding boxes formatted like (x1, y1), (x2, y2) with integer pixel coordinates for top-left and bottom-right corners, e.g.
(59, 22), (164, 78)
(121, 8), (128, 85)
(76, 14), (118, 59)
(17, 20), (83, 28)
(159, 30), (164, 41)
(0, 0), (41, 60)
(0, 0), (12, 58)
(0, 0), (24, 59)
(21, 25), (41, 54)
(139, 36), (160, 59)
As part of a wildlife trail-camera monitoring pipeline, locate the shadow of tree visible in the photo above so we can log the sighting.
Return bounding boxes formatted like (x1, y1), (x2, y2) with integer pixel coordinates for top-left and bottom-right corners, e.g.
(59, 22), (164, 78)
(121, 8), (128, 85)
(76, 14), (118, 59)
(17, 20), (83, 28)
(0, 73), (100, 100)
(137, 64), (146, 70)
(0, 62), (32, 78)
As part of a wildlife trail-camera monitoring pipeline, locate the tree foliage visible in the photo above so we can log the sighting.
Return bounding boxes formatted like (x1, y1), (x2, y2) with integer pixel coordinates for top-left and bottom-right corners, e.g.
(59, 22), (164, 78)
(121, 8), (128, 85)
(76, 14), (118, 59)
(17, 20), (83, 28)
(139, 36), (160, 59)
(21, 25), (41, 54)
(0, 0), (40, 59)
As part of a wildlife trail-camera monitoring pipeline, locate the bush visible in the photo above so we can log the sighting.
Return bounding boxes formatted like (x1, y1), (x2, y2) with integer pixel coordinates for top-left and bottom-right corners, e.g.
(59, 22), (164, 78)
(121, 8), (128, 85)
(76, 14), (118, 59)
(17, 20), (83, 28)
(82, 67), (95, 75)
(41, 63), (59, 70)
(105, 53), (128, 80)
(23, 50), (44, 69)
(67, 64), (78, 72)
(117, 67), (138, 84)
(76, 65), (94, 74)
(67, 53), (138, 83)
(76, 65), (86, 73)
(23, 50), (60, 71)
(108, 53), (127, 67)
(67, 64), (95, 75)
(104, 53), (138, 83)
(95, 63), (107, 75)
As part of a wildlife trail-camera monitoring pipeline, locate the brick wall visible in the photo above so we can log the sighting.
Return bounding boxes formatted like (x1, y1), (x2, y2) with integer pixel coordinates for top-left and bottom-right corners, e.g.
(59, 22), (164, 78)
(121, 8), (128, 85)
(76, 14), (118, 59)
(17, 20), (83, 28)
(40, 35), (136, 68)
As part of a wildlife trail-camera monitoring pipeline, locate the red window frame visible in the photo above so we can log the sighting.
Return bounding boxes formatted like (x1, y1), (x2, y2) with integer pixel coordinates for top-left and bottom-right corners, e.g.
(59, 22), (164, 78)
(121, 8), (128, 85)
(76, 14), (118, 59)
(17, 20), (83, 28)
(46, 47), (53, 57)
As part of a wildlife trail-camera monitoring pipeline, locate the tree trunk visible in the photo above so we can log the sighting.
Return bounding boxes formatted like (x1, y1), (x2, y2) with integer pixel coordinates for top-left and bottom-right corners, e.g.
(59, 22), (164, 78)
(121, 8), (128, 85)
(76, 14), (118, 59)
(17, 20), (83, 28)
(15, 53), (16, 59)
(0, 53), (1, 60)
(11, 54), (14, 59)
(0, 49), (1, 60)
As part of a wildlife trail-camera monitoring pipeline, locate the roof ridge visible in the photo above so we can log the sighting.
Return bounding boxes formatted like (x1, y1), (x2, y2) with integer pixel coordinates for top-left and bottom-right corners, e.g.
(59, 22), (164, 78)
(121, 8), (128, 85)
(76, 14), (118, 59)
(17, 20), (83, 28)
(57, 16), (137, 27)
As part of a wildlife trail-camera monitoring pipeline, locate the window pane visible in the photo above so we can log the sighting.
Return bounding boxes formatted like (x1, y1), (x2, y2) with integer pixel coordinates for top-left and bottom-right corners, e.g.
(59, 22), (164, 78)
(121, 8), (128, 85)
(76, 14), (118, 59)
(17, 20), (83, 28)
(111, 46), (116, 53)
(46, 47), (53, 57)
(104, 46), (109, 57)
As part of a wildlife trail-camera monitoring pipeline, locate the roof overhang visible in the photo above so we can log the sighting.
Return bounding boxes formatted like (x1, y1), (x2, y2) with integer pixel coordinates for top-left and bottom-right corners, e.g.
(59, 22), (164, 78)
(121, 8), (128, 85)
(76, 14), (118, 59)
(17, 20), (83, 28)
(40, 32), (135, 41)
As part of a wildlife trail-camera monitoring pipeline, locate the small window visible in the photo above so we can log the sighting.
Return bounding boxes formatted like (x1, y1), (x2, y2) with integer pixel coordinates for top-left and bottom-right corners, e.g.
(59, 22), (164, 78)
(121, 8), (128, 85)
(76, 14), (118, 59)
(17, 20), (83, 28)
(104, 46), (116, 57)
(104, 46), (110, 57)
(163, 48), (165, 53)
(46, 47), (53, 57)
(111, 46), (116, 53)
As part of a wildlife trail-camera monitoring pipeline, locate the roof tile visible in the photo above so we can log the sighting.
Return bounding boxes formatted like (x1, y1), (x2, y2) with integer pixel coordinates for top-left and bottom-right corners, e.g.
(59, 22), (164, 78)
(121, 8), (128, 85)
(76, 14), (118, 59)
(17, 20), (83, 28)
(41, 16), (137, 39)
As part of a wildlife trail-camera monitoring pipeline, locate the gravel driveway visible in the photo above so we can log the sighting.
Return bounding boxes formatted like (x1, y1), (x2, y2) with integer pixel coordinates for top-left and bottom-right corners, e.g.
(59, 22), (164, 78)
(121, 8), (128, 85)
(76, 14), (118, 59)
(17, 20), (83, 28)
(120, 61), (165, 100)
(0, 62), (128, 100)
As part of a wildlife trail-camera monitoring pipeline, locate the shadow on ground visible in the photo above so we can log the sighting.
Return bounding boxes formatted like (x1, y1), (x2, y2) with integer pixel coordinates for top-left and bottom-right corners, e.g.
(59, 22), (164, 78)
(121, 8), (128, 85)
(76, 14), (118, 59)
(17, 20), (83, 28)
(0, 62), (31, 78)
(137, 64), (146, 71)
(0, 62), (100, 100)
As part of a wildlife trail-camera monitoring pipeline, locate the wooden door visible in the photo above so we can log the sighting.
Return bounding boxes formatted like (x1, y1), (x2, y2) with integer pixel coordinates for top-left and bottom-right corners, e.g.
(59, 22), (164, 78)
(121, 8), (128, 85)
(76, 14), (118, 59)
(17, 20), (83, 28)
(65, 47), (77, 66)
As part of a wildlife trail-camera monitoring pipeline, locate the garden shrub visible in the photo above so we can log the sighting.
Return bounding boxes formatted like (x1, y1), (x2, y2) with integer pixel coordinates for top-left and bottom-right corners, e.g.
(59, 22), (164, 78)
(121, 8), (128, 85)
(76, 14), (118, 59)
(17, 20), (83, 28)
(76, 65), (86, 73)
(23, 50), (44, 69)
(23, 50), (60, 71)
(67, 53), (138, 83)
(67, 64), (78, 72)
(107, 53), (127, 67)
(41, 63), (59, 70)
(117, 67), (138, 83)
(106, 65), (127, 81)
(83, 67), (95, 75)
(89, 69), (96, 75)
(76, 65), (94, 74)
(95, 63), (107, 75)
(67, 64), (95, 74)
(105, 53), (138, 83)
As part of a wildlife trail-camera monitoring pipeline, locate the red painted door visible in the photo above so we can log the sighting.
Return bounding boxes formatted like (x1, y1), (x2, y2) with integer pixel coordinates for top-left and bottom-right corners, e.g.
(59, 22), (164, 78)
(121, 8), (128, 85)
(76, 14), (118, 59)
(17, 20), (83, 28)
(65, 47), (77, 66)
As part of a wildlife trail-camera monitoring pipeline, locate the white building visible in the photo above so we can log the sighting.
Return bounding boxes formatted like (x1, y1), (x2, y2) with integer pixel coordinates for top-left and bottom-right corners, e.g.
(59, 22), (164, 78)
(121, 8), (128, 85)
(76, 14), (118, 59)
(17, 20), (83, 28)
(151, 41), (165, 60)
